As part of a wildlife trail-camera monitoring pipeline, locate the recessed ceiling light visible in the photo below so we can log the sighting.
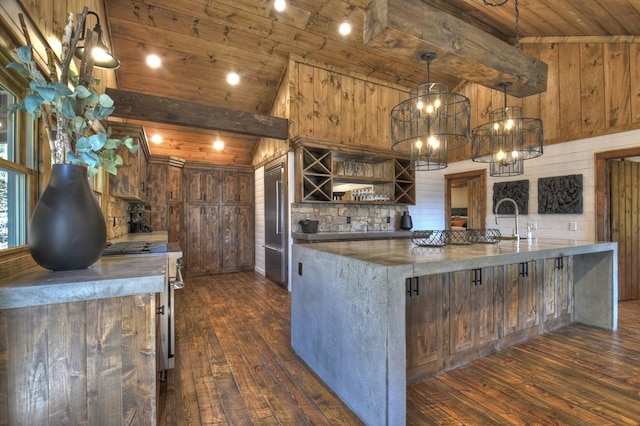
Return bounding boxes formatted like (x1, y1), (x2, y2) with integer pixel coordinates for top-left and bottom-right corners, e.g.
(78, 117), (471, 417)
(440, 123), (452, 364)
(339, 22), (352, 36)
(213, 140), (225, 151)
(274, 0), (286, 12)
(151, 134), (163, 144)
(146, 54), (161, 69)
(226, 72), (240, 85)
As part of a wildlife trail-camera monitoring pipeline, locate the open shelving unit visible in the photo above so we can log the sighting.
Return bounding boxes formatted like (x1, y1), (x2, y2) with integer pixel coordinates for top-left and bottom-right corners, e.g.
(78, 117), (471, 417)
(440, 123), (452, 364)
(293, 137), (415, 205)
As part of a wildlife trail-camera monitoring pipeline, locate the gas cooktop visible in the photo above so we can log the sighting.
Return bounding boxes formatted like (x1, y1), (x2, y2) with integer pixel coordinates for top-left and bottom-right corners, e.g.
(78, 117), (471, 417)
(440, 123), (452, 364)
(102, 240), (168, 256)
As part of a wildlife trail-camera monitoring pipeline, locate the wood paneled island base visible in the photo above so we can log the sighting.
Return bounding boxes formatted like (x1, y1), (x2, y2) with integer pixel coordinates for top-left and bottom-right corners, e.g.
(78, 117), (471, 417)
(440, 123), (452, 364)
(291, 239), (617, 426)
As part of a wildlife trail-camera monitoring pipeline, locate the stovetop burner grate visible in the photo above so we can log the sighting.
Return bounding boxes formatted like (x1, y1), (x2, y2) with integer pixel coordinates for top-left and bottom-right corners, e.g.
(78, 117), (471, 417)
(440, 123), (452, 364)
(102, 240), (168, 256)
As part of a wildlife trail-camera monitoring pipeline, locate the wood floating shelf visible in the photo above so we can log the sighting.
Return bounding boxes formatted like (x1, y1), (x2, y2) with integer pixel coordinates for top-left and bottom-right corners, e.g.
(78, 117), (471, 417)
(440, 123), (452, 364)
(294, 138), (416, 205)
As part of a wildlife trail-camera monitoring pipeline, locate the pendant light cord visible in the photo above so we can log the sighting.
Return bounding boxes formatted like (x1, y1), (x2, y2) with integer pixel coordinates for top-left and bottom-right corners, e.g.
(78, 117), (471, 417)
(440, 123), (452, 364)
(483, 0), (520, 50)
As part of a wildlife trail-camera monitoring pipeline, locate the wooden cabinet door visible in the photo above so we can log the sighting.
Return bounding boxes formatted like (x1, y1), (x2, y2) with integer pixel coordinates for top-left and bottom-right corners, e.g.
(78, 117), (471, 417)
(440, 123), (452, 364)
(185, 204), (205, 272)
(237, 172), (253, 204)
(147, 163), (168, 231)
(447, 267), (500, 366)
(542, 256), (573, 328)
(503, 261), (541, 345)
(168, 166), (182, 202)
(204, 171), (220, 203)
(168, 203), (182, 244)
(185, 204), (220, 275)
(221, 205), (239, 272)
(202, 205), (221, 275)
(237, 204), (254, 269)
(406, 274), (446, 384)
(185, 170), (205, 203)
(222, 171), (253, 204)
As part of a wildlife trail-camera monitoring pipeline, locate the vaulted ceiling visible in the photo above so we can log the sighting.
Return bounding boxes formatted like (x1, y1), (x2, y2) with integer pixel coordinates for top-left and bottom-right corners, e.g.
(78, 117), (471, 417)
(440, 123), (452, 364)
(104, 0), (640, 165)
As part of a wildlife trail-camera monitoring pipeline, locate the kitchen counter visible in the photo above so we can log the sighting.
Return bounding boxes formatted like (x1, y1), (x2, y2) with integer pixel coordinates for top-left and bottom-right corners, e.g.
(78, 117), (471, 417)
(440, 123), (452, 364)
(0, 231), (180, 425)
(291, 230), (412, 241)
(291, 238), (618, 425)
(0, 231), (175, 309)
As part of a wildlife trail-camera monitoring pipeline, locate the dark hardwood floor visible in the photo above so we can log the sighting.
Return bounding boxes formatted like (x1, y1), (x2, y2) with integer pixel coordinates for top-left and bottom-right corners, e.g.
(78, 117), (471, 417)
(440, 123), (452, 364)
(159, 271), (640, 425)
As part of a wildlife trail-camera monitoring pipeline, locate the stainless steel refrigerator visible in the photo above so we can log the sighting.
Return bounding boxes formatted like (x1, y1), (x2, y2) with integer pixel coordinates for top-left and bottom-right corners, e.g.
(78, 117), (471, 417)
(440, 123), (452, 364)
(264, 163), (286, 285)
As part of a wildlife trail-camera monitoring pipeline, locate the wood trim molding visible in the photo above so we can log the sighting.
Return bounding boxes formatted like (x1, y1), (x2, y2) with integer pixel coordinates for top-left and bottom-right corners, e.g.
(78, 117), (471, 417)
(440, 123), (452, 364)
(594, 146), (640, 242)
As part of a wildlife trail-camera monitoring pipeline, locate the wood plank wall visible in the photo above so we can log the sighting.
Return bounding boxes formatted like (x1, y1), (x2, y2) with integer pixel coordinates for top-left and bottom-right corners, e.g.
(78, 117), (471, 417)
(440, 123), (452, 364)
(610, 159), (640, 301)
(255, 42), (640, 164)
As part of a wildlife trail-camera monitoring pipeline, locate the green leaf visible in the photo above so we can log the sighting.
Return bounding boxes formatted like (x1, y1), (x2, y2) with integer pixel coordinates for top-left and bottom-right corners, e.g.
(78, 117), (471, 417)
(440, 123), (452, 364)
(24, 94), (44, 114)
(50, 82), (73, 97)
(87, 133), (107, 151)
(98, 94), (114, 108)
(71, 116), (85, 134)
(102, 159), (118, 175)
(82, 151), (101, 168)
(104, 138), (119, 150)
(32, 85), (57, 103)
(94, 106), (115, 120)
(14, 45), (32, 64)
(60, 98), (78, 119)
(5, 61), (30, 78)
(75, 85), (92, 99)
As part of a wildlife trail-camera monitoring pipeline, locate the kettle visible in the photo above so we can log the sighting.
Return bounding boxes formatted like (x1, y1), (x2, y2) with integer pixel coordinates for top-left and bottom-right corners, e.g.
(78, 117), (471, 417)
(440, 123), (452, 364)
(400, 211), (413, 230)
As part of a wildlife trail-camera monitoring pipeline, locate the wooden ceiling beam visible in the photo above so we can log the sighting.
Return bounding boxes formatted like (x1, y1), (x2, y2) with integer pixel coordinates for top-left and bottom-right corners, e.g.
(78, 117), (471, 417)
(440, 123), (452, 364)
(106, 89), (289, 140)
(363, 0), (548, 98)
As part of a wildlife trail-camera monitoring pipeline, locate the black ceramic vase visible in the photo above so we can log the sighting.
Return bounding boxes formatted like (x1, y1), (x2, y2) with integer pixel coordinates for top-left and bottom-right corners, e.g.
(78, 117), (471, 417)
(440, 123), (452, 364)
(29, 163), (107, 271)
(400, 211), (413, 230)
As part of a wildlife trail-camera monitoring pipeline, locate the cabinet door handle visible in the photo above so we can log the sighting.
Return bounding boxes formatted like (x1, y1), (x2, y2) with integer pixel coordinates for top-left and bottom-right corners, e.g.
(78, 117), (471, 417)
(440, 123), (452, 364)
(406, 277), (419, 297)
(519, 262), (529, 277)
(555, 257), (564, 270)
(471, 268), (482, 285)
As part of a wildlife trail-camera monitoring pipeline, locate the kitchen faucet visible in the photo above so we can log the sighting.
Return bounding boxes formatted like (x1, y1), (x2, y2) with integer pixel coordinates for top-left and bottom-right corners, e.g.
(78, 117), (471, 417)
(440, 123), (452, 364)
(494, 197), (520, 240)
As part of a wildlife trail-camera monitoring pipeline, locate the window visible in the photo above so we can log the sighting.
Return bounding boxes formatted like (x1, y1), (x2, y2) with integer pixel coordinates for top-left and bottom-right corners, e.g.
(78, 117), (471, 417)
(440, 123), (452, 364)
(0, 84), (32, 250)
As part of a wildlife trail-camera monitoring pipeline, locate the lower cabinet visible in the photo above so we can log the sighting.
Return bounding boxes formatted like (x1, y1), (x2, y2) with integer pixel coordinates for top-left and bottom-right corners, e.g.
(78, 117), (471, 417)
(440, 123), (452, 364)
(542, 256), (574, 329)
(406, 256), (573, 383)
(503, 260), (541, 346)
(446, 267), (501, 370)
(221, 204), (254, 273)
(185, 204), (221, 275)
(406, 274), (446, 383)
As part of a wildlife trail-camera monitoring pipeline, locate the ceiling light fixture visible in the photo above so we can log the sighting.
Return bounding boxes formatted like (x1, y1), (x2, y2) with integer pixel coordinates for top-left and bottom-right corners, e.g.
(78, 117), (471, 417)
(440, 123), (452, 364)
(146, 54), (161, 69)
(226, 72), (240, 85)
(391, 52), (470, 171)
(274, 0), (286, 12)
(74, 11), (120, 69)
(213, 140), (224, 151)
(151, 134), (163, 144)
(339, 22), (352, 36)
(471, 82), (543, 176)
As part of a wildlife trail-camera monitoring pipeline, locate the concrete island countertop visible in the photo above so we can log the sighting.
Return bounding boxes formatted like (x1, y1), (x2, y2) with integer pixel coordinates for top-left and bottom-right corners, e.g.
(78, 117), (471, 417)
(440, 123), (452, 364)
(0, 231), (178, 310)
(296, 237), (617, 276)
(292, 230), (412, 241)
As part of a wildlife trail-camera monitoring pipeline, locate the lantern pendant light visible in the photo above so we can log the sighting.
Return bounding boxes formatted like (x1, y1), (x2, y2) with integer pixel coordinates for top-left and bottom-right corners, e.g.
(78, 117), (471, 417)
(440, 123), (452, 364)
(471, 82), (543, 176)
(391, 52), (470, 171)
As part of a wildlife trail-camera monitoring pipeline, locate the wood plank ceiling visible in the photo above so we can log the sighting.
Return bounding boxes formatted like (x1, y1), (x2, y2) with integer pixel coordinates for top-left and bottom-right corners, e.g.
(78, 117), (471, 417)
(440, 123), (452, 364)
(104, 0), (640, 165)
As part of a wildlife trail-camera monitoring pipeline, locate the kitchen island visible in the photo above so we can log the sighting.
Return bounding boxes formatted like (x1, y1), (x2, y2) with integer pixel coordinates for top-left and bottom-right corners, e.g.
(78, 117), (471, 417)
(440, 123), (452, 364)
(0, 232), (177, 425)
(291, 238), (617, 426)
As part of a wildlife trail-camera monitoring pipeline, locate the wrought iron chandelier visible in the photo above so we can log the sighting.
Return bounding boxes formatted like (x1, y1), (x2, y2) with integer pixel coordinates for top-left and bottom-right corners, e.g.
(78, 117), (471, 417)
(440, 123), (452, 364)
(471, 82), (543, 176)
(391, 52), (470, 171)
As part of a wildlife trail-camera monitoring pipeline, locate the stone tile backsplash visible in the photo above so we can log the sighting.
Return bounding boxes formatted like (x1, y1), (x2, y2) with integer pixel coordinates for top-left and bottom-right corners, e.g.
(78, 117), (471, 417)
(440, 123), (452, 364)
(292, 203), (410, 233)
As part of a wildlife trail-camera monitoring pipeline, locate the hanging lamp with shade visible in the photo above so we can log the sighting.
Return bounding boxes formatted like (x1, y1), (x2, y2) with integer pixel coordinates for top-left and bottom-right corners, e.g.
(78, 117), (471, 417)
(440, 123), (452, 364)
(471, 82), (543, 176)
(74, 11), (120, 69)
(391, 52), (470, 171)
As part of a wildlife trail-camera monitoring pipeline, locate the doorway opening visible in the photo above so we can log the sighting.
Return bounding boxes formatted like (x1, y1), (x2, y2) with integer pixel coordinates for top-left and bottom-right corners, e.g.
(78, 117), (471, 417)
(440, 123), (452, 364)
(596, 147), (640, 301)
(444, 170), (487, 231)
